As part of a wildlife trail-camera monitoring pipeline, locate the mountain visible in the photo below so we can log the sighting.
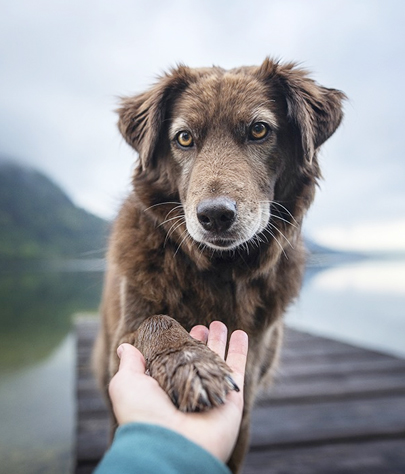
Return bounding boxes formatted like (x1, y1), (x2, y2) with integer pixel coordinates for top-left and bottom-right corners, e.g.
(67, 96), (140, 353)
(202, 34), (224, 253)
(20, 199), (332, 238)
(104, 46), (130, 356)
(304, 238), (343, 257)
(0, 160), (109, 259)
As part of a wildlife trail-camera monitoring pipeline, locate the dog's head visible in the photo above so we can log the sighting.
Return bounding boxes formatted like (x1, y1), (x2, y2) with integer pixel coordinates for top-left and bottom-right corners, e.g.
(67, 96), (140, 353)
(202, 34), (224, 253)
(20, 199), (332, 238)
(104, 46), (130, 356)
(118, 59), (345, 253)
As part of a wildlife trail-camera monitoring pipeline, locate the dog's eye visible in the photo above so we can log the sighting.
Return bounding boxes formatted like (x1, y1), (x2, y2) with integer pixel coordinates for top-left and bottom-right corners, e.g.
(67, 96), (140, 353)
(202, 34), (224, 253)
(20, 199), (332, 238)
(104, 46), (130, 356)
(249, 122), (270, 141)
(176, 131), (194, 148)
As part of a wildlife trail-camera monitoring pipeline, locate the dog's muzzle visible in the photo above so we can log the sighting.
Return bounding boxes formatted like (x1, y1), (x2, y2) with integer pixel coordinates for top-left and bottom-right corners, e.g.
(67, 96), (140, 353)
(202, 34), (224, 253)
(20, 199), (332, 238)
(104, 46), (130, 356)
(194, 196), (240, 249)
(196, 197), (237, 233)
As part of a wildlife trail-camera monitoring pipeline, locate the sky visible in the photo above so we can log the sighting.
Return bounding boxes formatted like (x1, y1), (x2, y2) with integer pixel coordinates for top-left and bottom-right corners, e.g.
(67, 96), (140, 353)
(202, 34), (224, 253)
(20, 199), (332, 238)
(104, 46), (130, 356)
(1, 0), (404, 252)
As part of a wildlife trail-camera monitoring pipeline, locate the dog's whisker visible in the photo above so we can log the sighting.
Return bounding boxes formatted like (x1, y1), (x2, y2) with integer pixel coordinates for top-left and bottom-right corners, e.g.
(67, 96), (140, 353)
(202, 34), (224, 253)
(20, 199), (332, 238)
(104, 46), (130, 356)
(196, 242), (206, 260)
(165, 219), (186, 247)
(144, 202), (182, 213)
(251, 237), (260, 249)
(269, 201), (299, 226)
(173, 237), (185, 256)
(159, 215), (184, 228)
(259, 232), (270, 244)
(268, 222), (294, 249)
(265, 228), (288, 259)
(198, 242), (211, 258)
(164, 218), (185, 243)
(260, 200), (299, 229)
(236, 245), (250, 268)
(270, 213), (299, 229)
(164, 205), (184, 219)
(165, 221), (183, 240)
(174, 230), (192, 256)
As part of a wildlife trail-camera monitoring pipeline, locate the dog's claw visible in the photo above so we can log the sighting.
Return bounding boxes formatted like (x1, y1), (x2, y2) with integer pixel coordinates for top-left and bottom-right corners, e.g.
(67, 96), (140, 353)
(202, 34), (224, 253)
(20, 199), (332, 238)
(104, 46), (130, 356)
(198, 388), (212, 409)
(213, 393), (225, 405)
(226, 375), (240, 392)
(171, 390), (179, 406)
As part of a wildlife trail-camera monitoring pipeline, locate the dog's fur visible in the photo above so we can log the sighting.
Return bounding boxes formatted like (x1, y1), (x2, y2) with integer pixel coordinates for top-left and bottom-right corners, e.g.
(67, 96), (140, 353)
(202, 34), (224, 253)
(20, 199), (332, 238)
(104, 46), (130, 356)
(94, 58), (345, 472)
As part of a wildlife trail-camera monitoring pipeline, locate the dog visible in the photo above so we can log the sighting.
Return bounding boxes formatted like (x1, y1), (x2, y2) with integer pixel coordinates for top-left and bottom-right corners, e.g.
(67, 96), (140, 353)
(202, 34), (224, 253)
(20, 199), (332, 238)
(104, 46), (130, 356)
(93, 57), (345, 472)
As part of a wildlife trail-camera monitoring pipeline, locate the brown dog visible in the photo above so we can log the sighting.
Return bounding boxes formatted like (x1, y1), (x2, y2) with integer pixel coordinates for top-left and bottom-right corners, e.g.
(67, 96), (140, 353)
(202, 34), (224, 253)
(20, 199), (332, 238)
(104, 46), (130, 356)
(94, 58), (345, 472)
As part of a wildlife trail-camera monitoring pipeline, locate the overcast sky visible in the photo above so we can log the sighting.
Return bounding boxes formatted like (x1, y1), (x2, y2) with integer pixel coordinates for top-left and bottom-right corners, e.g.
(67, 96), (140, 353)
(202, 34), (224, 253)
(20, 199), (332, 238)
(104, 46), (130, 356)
(1, 0), (404, 251)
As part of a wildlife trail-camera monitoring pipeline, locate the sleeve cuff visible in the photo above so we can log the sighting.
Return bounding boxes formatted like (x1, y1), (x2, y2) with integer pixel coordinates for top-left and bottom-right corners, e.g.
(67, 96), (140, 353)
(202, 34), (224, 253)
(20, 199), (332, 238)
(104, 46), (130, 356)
(95, 422), (231, 474)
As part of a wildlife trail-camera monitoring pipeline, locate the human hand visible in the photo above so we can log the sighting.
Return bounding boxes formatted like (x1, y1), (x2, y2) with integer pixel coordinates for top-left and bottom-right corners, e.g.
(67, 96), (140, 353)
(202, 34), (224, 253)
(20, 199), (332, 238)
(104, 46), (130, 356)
(108, 321), (248, 463)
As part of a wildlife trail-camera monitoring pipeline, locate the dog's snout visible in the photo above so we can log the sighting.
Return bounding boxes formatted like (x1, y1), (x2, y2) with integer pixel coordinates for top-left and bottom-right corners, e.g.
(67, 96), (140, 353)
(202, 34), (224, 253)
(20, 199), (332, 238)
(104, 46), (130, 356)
(196, 197), (237, 233)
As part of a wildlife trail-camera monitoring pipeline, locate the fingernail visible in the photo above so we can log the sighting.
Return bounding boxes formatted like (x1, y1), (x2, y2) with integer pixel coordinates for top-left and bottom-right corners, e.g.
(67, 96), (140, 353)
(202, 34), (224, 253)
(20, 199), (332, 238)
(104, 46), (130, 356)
(117, 344), (125, 358)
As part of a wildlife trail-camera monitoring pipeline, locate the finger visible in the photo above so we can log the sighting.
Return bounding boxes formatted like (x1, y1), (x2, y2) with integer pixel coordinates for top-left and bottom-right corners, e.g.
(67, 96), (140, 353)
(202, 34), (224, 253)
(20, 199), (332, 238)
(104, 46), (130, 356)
(207, 321), (228, 359)
(225, 330), (248, 389)
(116, 343), (146, 375)
(190, 325), (209, 343)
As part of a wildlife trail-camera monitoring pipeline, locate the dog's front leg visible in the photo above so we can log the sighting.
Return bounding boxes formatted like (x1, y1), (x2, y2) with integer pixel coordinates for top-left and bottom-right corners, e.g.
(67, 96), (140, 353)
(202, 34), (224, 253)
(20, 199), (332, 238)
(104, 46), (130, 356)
(227, 363), (259, 474)
(228, 412), (251, 474)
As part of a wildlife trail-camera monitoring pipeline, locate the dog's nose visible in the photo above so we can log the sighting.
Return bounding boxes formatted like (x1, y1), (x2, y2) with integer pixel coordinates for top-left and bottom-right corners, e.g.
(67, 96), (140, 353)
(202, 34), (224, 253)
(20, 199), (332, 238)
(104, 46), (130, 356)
(197, 197), (237, 233)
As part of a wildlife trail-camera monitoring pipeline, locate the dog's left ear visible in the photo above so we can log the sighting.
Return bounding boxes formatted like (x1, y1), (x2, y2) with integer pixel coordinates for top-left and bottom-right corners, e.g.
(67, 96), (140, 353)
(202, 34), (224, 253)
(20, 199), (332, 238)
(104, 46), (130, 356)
(259, 58), (346, 164)
(117, 66), (195, 170)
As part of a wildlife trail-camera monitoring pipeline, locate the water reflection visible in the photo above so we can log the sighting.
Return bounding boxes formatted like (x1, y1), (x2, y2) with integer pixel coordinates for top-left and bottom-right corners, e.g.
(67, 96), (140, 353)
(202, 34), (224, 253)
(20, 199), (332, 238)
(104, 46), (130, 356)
(0, 262), (104, 474)
(287, 258), (405, 358)
(0, 264), (103, 372)
(0, 335), (75, 474)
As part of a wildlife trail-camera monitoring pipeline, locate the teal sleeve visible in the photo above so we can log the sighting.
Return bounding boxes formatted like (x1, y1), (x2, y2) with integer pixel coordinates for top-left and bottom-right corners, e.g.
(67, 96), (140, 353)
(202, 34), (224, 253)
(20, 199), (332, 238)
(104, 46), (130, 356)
(94, 422), (231, 474)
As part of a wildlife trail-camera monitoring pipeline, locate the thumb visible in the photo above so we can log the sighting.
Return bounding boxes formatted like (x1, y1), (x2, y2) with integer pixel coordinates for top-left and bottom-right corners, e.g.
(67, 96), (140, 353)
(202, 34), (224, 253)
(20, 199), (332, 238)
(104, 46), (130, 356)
(117, 343), (146, 374)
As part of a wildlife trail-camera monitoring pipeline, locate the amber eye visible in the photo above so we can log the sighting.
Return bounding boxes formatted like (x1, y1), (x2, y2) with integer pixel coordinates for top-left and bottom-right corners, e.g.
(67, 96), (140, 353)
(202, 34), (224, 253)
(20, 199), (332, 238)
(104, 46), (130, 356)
(249, 122), (270, 141)
(176, 130), (194, 148)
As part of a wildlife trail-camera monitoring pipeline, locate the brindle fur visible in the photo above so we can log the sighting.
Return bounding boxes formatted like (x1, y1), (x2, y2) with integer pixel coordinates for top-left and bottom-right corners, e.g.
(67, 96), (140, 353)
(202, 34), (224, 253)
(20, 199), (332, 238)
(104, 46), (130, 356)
(93, 58), (345, 473)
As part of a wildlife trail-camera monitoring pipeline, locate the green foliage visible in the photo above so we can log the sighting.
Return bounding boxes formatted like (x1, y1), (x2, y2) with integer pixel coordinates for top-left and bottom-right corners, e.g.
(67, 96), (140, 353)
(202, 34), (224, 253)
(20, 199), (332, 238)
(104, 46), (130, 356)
(0, 160), (109, 259)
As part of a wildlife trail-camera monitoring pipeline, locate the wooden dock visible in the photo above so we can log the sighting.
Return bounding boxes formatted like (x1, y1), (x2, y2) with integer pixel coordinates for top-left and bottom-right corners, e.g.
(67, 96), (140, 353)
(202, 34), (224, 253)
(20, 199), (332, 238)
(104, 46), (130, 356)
(75, 319), (405, 473)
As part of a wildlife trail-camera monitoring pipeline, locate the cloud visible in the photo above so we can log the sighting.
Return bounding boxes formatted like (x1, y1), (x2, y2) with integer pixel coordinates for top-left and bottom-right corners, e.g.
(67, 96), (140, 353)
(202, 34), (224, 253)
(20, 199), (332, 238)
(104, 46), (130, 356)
(0, 0), (404, 250)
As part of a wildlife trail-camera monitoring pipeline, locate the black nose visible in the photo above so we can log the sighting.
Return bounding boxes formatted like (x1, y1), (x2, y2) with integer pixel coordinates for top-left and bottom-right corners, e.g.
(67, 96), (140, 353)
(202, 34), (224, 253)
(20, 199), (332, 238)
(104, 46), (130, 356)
(197, 197), (237, 233)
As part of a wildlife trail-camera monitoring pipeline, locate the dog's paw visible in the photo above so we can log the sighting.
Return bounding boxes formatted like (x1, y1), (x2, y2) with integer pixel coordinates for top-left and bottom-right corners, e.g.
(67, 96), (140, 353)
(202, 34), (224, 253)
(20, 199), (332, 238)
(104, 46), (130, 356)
(149, 343), (239, 412)
(132, 315), (239, 412)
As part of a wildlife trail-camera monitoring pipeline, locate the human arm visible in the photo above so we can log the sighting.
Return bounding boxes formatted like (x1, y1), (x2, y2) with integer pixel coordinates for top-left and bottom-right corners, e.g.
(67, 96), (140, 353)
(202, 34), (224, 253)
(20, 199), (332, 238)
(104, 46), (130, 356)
(95, 322), (248, 473)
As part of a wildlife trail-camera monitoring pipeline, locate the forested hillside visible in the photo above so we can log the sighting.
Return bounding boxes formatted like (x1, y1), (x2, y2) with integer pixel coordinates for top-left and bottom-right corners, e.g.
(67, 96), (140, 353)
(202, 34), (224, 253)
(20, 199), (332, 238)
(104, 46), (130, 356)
(0, 160), (109, 259)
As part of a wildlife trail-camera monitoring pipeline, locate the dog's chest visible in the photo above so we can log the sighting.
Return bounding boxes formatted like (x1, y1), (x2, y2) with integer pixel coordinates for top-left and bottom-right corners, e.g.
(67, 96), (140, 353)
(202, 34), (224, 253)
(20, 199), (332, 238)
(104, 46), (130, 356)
(162, 260), (267, 332)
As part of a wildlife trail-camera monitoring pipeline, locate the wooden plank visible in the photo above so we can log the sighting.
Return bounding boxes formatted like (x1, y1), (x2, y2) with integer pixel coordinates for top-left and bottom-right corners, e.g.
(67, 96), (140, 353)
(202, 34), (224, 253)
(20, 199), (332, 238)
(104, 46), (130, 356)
(75, 318), (106, 471)
(277, 356), (405, 378)
(283, 328), (329, 344)
(258, 371), (405, 403)
(243, 439), (405, 474)
(281, 328), (402, 364)
(258, 335), (405, 403)
(77, 395), (107, 415)
(281, 343), (387, 361)
(77, 420), (109, 462)
(250, 396), (405, 448)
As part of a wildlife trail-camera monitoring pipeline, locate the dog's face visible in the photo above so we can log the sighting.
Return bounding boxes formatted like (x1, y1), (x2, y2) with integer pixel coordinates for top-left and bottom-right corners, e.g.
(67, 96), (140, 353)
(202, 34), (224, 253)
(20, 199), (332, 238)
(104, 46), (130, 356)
(169, 73), (281, 250)
(118, 59), (345, 252)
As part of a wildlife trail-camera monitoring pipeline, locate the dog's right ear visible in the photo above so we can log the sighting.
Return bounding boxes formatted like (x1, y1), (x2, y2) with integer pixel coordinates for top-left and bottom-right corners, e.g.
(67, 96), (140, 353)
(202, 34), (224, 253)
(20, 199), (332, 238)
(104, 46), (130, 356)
(258, 58), (346, 166)
(117, 67), (195, 170)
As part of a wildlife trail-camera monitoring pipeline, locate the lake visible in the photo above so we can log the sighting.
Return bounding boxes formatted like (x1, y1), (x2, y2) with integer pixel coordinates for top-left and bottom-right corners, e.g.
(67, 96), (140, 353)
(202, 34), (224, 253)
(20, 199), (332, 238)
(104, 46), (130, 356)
(0, 256), (404, 473)
(0, 263), (104, 474)
(287, 256), (405, 358)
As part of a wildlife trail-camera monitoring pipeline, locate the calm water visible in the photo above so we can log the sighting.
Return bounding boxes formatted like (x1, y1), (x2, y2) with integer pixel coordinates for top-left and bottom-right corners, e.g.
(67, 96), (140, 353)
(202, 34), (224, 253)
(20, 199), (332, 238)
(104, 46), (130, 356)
(287, 257), (405, 358)
(0, 257), (404, 473)
(0, 263), (104, 474)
